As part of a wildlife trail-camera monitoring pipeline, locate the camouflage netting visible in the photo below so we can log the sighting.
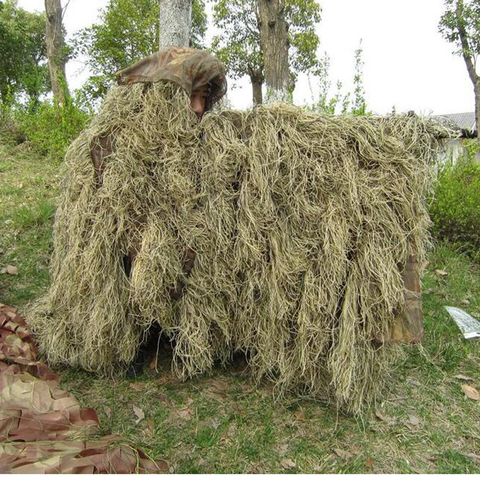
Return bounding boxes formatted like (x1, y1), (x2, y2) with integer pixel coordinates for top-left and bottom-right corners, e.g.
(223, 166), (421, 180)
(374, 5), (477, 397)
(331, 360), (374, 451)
(27, 82), (452, 413)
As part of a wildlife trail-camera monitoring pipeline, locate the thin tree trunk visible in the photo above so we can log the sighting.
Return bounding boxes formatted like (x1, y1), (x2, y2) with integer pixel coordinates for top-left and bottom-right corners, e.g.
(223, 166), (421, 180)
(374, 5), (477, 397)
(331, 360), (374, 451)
(475, 80), (480, 137)
(251, 76), (263, 105)
(455, 0), (479, 140)
(45, 0), (68, 106)
(159, 0), (192, 49)
(256, 0), (290, 103)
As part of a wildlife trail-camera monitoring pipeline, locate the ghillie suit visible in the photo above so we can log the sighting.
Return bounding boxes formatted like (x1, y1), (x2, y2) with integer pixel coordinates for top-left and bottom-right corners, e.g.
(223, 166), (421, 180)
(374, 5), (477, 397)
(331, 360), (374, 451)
(27, 48), (452, 413)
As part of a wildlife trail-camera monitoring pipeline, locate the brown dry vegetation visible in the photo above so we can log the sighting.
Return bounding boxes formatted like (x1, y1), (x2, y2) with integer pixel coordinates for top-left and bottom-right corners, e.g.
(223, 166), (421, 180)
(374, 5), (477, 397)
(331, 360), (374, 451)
(0, 132), (479, 474)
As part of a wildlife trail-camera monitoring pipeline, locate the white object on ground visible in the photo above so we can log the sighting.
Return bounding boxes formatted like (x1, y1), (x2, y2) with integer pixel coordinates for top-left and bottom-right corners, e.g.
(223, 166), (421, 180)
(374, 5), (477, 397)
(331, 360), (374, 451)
(445, 306), (480, 339)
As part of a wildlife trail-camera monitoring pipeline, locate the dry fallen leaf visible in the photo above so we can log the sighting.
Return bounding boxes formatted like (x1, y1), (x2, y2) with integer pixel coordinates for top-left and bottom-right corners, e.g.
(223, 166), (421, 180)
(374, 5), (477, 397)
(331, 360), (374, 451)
(461, 384), (479, 401)
(455, 374), (474, 382)
(241, 383), (254, 393)
(408, 415), (420, 426)
(157, 393), (169, 404)
(364, 458), (374, 469)
(225, 423), (237, 439)
(375, 411), (396, 426)
(374, 411), (390, 422)
(155, 459), (169, 473)
(209, 418), (221, 430)
(435, 269), (448, 277)
(334, 448), (354, 460)
(142, 419), (155, 439)
(294, 409), (306, 421)
(405, 414), (421, 431)
(276, 443), (289, 456)
(133, 405), (145, 423)
(103, 406), (112, 419)
(280, 458), (296, 469)
(130, 382), (146, 392)
(176, 407), (193, 421)
(248, 464), (265, 474)
(210, 379), (229, 392)
(6, 265), (18, 275)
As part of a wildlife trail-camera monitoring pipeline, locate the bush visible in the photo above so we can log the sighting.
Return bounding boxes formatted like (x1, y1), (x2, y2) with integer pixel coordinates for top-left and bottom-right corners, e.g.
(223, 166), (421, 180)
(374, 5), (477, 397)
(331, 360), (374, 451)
(0, 106), (27, 145)
(15, 95), (91, 161)
(429, 146), (480, 260)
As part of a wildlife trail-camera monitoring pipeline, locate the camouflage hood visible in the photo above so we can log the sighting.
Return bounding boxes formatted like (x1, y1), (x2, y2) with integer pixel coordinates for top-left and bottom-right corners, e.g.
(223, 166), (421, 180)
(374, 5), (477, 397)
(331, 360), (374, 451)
(115, 47), (227, 111)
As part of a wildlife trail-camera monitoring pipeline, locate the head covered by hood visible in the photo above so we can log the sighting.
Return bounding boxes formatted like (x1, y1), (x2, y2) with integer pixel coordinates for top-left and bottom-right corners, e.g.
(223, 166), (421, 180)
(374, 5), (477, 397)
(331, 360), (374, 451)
(115, 47), (228, 112)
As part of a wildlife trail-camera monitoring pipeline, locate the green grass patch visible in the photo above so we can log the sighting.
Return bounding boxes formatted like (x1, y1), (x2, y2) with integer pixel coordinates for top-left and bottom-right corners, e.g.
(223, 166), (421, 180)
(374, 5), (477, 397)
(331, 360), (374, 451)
(0, 141), (59, 305)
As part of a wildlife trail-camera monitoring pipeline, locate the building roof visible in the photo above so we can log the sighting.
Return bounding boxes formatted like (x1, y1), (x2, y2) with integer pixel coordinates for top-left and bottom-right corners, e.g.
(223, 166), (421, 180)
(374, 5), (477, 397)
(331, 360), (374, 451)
(437, 112), (476, 131)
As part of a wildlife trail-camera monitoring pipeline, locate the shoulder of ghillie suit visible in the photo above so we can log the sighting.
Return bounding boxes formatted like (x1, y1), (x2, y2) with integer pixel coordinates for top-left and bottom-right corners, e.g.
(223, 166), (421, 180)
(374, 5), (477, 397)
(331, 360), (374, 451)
(115, 47), (227, 112)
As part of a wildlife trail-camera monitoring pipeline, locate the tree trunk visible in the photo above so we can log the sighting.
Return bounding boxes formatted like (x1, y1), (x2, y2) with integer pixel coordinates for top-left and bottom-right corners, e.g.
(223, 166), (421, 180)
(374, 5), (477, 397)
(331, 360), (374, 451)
(256, 0), (290, 103)
(455, 0), (479, 143)
(475, 80), (480, 139)
(251, 76), (263, 105)
(159, 0), (192, 49)
(45, 0), (68, 106)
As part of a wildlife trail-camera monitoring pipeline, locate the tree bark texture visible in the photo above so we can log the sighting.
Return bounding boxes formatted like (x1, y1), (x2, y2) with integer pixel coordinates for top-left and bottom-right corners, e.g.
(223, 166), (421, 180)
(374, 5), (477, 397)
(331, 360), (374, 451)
(474, 79), (480, 139)
(256, 0), (290, 103)
(45, 0), (68, 105)
(159, 0), (192, 49)
(251, 76), (263, 105)
(455, 0), (480, 139)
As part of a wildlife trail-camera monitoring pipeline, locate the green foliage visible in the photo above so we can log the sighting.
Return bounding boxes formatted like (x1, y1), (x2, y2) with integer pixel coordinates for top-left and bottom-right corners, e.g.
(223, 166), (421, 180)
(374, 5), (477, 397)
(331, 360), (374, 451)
(309, 43), (369, 115)
(439, 1), (480, 153)
(429, 147), (480, 259)
(211, 0), (321, 94)
(351, 41), (367, 116)
(439, 0), (480, 59)
(0, 0), (49, 106)
(73, 0), (207, 101)
(212, 0), (261, 82)
(309, 54), (341, 114)
(15, 95), (91, 161)
(285, 0), (322, 83)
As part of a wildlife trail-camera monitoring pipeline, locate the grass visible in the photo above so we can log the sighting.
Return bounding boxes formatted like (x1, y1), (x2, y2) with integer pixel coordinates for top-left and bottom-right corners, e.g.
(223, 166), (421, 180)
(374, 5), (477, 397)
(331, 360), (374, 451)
(0, 140), (58, 305)
(1, 138), (479, 474)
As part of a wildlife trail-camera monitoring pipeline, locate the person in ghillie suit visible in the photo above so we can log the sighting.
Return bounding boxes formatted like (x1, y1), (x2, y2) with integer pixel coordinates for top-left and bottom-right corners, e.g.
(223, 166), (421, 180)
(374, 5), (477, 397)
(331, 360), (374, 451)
(102, 48), (228, 372)
(27, 44), (434, 410)
(92, 47), (227, 293)
(91, 46), (227, 186)
(109, 48), (424, 376)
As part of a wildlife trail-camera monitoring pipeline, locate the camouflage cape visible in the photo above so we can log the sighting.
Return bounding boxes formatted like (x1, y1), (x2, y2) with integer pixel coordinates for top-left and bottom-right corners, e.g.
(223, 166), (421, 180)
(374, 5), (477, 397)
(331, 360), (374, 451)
(0, 304), (161, 474)
(116, 47), (227, 111)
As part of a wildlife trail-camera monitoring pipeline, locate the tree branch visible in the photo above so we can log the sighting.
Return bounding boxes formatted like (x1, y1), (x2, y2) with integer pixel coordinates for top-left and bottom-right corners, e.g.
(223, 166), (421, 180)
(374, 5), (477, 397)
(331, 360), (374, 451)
(456, 0), (478, 85)
(62, 0), (72, 21)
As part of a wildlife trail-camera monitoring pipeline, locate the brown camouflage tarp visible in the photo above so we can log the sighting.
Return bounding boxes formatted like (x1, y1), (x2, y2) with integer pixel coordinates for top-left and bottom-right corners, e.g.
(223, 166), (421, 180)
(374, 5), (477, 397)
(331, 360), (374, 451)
(0, 303), (161, 474)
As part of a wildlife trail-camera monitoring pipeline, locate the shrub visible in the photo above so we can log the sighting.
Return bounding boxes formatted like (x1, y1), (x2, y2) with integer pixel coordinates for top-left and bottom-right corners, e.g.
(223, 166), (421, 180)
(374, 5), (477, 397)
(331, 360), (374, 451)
(0, 101), (27, 145)
(429, 145), (480, 260)
(15, 95), (91, 161)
